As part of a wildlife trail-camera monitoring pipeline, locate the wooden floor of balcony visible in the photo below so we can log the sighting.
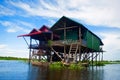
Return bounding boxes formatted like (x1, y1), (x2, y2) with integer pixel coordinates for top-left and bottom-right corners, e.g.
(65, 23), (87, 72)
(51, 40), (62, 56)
(51, 40), (86, 47)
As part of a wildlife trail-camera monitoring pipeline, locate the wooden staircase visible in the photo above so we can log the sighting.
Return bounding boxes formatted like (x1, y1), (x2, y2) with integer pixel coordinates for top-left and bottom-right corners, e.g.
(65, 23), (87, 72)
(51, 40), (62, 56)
(68, 44), (79, 62)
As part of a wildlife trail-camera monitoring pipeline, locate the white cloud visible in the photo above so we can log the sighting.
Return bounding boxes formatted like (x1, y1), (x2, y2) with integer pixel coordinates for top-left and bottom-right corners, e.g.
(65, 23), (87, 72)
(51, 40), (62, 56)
(9, 0), (120, 28)
(0, 5), (15, 16)
(0, 21), (32, 33)
(17, 20), (35, 29)
(99, 31), (120, 60)
(0, 44), (28, 58)
(0, 44), (8, 49)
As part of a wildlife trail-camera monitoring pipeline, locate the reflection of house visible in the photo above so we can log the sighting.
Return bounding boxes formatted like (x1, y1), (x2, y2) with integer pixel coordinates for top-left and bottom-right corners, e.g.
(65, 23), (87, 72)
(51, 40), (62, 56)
(18, 16), (104, 63)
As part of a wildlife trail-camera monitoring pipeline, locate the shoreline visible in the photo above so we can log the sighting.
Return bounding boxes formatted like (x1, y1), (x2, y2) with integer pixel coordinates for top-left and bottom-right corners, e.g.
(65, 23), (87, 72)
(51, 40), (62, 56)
(0, 56), (28, 61)
(0, 56), (120, 66)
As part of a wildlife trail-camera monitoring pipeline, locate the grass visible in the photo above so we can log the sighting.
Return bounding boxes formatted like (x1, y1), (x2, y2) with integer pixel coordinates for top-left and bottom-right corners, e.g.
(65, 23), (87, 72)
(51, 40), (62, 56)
(68, 63), (85, 70)
(94, 62), (105, 66)
(49, 62), (85, 70)
(89, 60), (120, 66)
(0, 56), (28, 61)
(49, 62), (64, 70)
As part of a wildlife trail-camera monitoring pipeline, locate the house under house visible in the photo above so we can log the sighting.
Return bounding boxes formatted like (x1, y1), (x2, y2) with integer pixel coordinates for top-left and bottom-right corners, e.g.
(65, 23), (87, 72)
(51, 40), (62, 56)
(18, 16), (104, 65)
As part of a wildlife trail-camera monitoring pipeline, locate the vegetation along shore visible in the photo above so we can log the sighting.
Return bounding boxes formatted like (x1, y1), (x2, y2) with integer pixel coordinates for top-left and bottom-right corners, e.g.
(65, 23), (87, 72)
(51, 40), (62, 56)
(0, 56), (120, 70)
(0, 56), (28, 61)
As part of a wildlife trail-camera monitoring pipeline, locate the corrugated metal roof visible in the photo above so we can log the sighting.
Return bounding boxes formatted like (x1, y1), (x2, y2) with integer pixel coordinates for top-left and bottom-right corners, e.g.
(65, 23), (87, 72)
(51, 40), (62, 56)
(18, 25), (50, 37)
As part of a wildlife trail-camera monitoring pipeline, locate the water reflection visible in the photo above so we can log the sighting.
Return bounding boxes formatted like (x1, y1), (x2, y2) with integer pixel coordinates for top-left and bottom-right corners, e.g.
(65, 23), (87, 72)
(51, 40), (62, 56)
(0, 60), (29, 80)
(28, 65), (48, 80)
(89, 67), (104, 80)
(0, 60), (120, 80)
(28, 66), (105, 80)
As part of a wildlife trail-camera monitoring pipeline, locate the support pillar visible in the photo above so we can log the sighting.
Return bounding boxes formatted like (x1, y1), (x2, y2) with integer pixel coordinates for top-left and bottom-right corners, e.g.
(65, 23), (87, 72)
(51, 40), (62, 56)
(99, 52), (100, 62)
(29, 37), (32, 64)
(91, 52), (94, 66)
(101, 52), (103, 61)
(79, 46), (81, 61)
(95, 52), (97, 65)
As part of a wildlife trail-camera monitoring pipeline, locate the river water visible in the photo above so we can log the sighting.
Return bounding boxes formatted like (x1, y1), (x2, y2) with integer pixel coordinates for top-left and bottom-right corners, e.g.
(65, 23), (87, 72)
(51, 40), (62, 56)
(0, 60), (120, 80)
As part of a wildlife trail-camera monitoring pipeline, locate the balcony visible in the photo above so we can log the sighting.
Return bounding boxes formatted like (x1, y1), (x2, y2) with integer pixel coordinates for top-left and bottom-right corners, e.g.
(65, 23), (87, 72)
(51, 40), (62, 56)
(51, 39), (87, 47)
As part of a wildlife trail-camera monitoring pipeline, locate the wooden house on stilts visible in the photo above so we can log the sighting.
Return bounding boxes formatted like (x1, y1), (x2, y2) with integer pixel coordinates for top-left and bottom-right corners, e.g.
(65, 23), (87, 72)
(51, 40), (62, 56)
(18, 16), (104, 65)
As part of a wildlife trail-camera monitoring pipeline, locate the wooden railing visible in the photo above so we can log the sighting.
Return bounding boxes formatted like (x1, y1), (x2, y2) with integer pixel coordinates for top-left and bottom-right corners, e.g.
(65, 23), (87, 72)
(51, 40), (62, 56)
(51, 39), (87, 46)
(29, 39), (87, 48)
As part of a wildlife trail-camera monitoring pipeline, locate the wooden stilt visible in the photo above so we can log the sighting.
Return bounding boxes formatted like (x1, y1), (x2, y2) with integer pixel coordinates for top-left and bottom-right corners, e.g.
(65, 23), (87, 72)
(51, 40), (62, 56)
(38, 55), (41, 62)
(50, 51), (53, 63)
(78, 26), (81, 62)
(87, 52), (90, 63)
(64, 45), (66, 62)
(91, 52), (94, 66)
(101, 52), (103, 61)
(79, 46), (81, 61)
(82, 48), (88, 61)
(29, 37), (32, 64)
(99, 52), (100, 62)
(96, 52), (97, 65)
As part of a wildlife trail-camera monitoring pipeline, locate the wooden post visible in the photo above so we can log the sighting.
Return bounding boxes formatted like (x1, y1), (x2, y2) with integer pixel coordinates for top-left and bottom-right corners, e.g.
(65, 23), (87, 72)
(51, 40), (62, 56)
(23, 37), (29, 46)
(101, 51), (103, 61)
(64, 23), (66, 40)
(64, 45), (66, 62)
(63, 22), (66, 62)
(51, 32), (53, 40)
(99, 52), (100, 62)
(91, 52), (94, 66)
(29, 37), (32, 64)
(78, 27), (81, 40)
(87, 52), (89, 63)
(96, 52), (97, 65)
(50, 51), (53, 63)
(78, 27), (82, 62)
(79, 45), (81, 61)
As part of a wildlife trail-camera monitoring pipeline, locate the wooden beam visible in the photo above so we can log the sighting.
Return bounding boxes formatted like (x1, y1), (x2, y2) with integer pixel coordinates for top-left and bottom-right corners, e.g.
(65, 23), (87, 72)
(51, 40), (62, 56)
(51, 47), (63, 60)
(23, 37), (29, 46)
(78, 27), (81, 40)
(51, 32), (53, 40)
(79, 45), (81, 61)
(64, 23), (66, 40)
(54, 26), (78, 30)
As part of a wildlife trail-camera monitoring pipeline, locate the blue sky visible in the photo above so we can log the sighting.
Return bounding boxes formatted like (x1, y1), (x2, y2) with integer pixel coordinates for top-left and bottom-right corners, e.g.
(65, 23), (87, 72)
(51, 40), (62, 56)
(0, 0), (120, 60)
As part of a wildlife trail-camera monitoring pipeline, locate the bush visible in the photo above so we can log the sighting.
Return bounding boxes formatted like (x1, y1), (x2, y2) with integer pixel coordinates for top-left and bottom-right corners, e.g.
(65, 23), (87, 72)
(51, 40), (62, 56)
(49, 62), (84, 70)
(49, 62), (64, 70)
(95, 62), (105, 66)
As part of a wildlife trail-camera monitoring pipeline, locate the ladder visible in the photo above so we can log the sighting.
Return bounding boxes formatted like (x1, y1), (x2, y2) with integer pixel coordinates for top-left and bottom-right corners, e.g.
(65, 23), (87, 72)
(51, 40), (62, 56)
(68, 43), (78, 62)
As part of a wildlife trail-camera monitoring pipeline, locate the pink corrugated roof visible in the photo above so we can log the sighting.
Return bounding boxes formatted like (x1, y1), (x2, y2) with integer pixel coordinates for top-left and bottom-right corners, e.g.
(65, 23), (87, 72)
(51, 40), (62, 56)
(17, 25), (51, 37)
(17, 25), (60, 39)
(17, 31), (42, 37)
(39, 25), (50, 32)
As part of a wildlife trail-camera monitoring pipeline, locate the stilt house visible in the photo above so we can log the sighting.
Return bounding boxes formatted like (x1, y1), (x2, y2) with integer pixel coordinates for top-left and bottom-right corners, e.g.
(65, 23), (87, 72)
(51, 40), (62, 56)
(18, 16), (104, 63)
